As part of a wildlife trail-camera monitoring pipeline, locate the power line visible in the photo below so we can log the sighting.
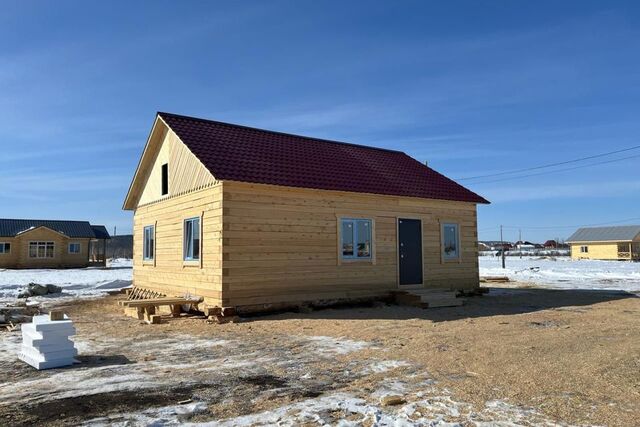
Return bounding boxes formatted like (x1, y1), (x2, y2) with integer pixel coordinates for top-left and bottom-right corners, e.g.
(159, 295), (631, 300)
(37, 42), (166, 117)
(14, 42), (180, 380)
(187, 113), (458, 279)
(481, 216), (640, 232)
(463, 152), (640, 185)
(457, 143), (640, 181)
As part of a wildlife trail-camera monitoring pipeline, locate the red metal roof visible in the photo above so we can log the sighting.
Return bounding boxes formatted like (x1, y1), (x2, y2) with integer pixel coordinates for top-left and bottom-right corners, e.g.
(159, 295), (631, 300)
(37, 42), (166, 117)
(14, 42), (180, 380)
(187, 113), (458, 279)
(158, 112), (489, 204)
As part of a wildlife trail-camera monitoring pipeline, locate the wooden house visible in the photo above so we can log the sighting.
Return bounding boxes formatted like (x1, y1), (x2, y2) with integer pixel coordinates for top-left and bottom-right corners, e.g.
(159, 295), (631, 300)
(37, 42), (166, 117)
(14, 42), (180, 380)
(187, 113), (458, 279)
(123, 112), (489, 313)
(0, 219), (110, 269)
(567, 226), (640, 261)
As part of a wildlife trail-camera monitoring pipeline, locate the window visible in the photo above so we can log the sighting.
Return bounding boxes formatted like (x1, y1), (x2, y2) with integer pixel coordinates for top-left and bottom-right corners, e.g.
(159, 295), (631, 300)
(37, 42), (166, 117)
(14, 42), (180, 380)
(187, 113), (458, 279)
(0, 243), (10, 254)
(68, 243), (81, 254)
(580, 246), (588, 253)
(183, 217), (200, 261)
(143, 225), (155, 261)
(340, 218), (372, 260)
(29, 242), (54, 258)
(161, 163), (169, 196)
(442, 223), (460, 260)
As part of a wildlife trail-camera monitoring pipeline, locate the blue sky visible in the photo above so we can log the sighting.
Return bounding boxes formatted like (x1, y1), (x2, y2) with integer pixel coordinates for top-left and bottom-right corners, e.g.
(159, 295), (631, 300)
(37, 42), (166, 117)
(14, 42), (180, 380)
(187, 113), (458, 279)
(1, 1), (639, 242)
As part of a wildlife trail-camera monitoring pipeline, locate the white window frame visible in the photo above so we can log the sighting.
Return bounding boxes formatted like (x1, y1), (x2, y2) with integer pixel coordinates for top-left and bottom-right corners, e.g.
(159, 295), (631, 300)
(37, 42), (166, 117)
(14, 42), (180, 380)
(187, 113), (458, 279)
(183, 217), (201, 261)
(143, 225), (155, 261)
(340, 218), (373, 261)
(441, 222), (461, 261)
(580, 245), (588, 253)
(68, 242), (81, 254)
(0, 242), (9, 254)
(29, 241), (55, 258)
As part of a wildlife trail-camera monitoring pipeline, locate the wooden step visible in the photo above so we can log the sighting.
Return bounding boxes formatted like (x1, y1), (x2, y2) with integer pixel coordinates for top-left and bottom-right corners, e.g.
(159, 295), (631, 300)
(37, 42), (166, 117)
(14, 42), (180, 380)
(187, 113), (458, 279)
(393, 289), (464, 309)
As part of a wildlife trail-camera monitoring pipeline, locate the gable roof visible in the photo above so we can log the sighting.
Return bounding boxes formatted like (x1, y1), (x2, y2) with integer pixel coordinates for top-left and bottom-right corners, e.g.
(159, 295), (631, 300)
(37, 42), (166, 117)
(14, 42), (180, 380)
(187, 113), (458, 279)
(149, 112), (488, 205)
(566, 225), (640, 243)
(0, 219), (111, 239)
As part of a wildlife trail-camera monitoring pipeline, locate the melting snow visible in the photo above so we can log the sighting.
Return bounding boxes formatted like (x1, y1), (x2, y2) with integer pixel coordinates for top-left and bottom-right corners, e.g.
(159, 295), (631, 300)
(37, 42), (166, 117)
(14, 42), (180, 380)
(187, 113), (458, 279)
(0, 259), (132, 303)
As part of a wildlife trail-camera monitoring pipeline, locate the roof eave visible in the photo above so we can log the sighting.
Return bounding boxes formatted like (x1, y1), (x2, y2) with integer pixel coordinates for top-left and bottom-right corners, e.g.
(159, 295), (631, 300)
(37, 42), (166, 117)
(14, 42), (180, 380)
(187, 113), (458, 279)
(122, 114), (165, 211)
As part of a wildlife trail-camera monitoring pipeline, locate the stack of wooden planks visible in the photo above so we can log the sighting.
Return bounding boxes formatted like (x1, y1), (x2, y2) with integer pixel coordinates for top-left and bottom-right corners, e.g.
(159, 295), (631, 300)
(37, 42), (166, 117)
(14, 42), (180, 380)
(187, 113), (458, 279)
(119, 287), (202, 324)
(480, 276), (510, 283)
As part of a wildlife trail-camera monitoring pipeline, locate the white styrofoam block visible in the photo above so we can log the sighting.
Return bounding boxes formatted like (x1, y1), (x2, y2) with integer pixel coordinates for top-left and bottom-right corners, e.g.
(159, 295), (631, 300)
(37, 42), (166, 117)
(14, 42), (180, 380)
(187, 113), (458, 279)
(21, 338), (75, 354)
(19, 314), (78, 370)
(23, 336), (74, 350)
(18, 353), (78, 370)
(21, 345), (77, 362)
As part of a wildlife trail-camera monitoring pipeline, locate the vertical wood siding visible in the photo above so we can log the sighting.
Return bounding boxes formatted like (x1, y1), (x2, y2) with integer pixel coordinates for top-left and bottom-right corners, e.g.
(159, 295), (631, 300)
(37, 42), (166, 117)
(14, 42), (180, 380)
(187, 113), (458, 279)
(138, 126), (217, 206)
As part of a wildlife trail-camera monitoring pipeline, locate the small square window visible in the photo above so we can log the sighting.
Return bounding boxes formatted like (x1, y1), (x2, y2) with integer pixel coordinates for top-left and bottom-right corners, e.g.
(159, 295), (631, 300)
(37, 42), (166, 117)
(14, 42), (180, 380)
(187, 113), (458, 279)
(340, 219), (372, 260)
(0, 243), (9, 254)
(69, 243), (81, 254)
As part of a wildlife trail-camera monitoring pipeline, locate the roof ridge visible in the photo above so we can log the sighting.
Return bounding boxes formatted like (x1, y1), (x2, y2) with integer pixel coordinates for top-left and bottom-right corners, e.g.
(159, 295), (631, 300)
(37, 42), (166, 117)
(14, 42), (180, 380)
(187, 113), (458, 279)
(0, 218), (92, 223)
(577, 225), (640, 229)
(157, 111), (405, 155)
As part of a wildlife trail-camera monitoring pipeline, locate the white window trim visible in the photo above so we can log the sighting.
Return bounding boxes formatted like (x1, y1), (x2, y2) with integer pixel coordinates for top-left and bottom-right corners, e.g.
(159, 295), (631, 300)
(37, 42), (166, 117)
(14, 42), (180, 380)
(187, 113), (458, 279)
(29, 241), (55, 258)
(580, 245), (588, 253)
(68, 242), (81, 254)
(183, 217), (201, 262)
(338, 217), (374, 262)
(0, 242), (9, 254)
(143, 225), (155, 262)
(441, 222), (461, 262)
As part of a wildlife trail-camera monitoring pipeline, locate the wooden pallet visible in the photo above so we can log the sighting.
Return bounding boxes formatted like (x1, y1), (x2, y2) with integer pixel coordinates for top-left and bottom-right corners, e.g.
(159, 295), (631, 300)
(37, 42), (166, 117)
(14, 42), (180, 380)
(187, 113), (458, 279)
(394, 289), (464, 308)
(480, 276), (510, 283)
(120, 287), (202, 324)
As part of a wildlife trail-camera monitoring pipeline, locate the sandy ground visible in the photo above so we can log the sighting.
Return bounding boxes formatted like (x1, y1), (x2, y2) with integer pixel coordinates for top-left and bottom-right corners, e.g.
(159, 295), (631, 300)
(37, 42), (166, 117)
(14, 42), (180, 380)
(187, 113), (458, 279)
(0, 285), (638, 426)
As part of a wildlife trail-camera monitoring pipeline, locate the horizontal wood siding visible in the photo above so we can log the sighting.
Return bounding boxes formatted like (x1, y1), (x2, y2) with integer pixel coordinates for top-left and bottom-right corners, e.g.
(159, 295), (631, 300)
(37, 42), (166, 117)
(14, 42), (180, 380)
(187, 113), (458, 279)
(221, 181), (479, 307)
(0, 230), (91, 268)
(570, 243), (620, 260)
(0, 237), (19, 268)
(133, 184), (223, 305)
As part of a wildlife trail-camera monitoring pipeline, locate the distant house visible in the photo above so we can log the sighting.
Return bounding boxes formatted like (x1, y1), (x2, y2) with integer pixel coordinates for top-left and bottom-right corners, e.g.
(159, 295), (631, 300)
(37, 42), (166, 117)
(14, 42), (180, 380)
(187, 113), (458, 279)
(566, 226), (640, 261)
(514, 240), (536, 251)
(122, 112), (489, 313)
(480, 241), (513, 251)
(0, 219), (110, 269)
(543, 240), (557, 249)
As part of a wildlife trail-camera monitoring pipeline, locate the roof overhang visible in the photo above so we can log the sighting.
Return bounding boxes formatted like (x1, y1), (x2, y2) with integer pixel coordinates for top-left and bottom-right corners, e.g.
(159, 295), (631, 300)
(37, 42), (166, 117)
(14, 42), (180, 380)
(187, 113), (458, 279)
(122, 115), (168, 210)
(567, 240), (634, 244)
(15, 225), (70, 239)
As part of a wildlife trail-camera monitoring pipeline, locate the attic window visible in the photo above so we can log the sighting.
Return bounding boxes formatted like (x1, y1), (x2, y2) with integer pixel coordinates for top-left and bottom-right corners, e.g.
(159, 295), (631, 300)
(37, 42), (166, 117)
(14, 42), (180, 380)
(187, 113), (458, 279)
(161, 163), (168, 196)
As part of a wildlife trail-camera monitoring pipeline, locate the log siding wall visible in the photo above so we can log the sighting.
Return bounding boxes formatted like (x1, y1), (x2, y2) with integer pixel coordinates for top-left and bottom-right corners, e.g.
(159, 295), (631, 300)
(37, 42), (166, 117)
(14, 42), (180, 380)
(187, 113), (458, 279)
(0, 229), (92, 269)
(220, 181), (479, 307)
(133, 184), (224, 305)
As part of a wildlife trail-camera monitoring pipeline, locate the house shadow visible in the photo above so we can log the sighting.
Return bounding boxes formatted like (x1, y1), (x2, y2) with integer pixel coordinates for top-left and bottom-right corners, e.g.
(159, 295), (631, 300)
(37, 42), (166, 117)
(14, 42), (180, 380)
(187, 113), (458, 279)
(241, 287), (639, 323)
(75, 354), (132, 368)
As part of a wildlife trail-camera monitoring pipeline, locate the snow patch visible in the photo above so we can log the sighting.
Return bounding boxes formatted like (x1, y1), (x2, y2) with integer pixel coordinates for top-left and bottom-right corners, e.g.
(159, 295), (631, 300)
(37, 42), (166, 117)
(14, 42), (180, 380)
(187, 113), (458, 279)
(0, 259), (133, 303)
(480, 256), (640, 292)
(362, 359), (411, 374)
(305, 336), (371, 355)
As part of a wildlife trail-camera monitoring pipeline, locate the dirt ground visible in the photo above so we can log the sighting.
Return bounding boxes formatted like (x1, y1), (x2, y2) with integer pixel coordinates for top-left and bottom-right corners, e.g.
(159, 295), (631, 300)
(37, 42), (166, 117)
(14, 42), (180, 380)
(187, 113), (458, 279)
(1, 285), (638, 426)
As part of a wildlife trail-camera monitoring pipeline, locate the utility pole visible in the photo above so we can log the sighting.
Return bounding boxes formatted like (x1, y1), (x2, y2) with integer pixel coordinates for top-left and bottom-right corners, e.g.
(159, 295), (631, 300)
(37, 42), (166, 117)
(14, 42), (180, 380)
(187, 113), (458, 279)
(113, 226), (117, 237)
(500, 225), (506, 269)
